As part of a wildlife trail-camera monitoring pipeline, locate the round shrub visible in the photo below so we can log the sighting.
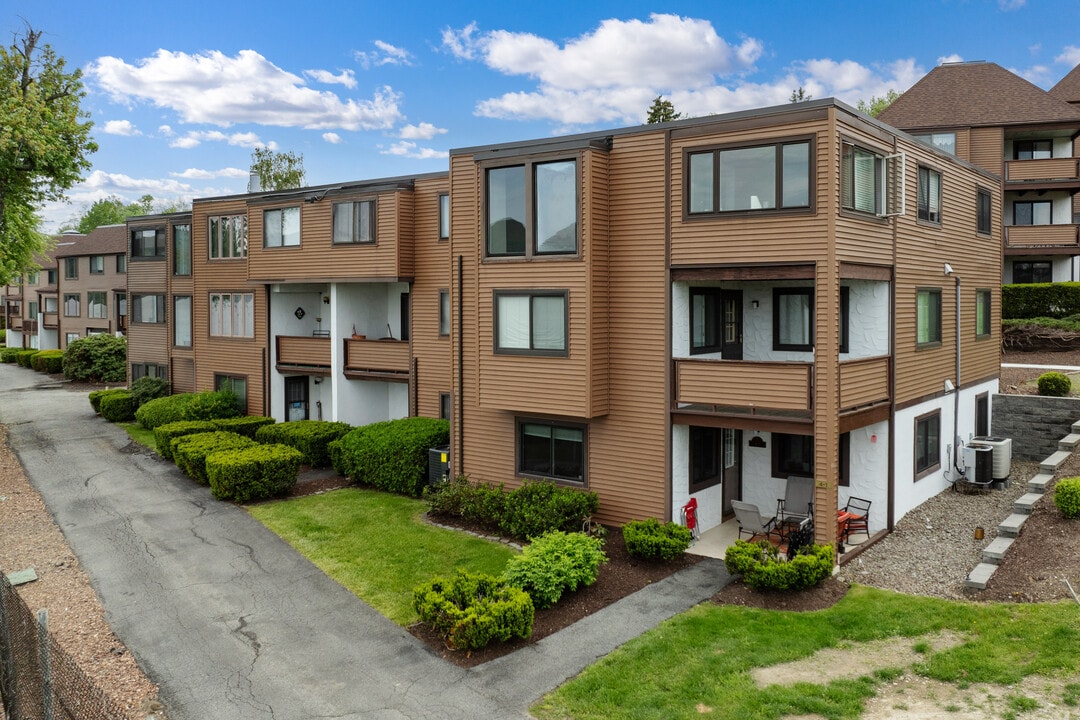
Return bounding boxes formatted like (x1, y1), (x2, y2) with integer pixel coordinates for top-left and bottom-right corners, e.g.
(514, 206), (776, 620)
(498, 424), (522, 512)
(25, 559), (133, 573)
(89, 387), (130, 414)
(1037, 371), (1072, 397)
(99, 391), (136, 422)
(206, 444), (303, 503)
(183, 389), (242, 422)
(136, 393), (198, 430)
(424, 475), (507, 531)
(622, 517), (693, 561)
(502, 531), (607, 609)
(1, 347), (19, 363)
(498, 480), (600, 542)
(63, 334), (127, 382)
(31, 349), (64, 373)
(413, 570), (533, 650)
(130, 376), (170, 408)
(16, 350), (37, 368)
(724, 540), (834, 592)
(1054, 477), (1080, 519)
(330, 417), (449, 495)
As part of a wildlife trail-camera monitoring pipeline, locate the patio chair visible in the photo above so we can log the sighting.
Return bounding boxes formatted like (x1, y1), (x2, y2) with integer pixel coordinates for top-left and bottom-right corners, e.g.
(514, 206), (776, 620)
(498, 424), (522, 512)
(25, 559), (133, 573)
(841, 497), (871, 542)
(731, 500), (783, 546)
(776, 475), (814, 527)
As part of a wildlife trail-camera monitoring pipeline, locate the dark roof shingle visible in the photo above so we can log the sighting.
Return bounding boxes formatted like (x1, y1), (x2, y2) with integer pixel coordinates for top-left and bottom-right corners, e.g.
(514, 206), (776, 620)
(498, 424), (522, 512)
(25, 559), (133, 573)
(51, 224), (126, 258)
(1050, 64), (1080, 105)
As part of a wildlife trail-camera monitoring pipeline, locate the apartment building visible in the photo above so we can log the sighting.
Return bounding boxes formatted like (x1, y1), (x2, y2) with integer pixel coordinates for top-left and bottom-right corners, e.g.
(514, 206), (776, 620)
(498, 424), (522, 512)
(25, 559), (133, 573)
(53, 224), (128, 348)
(880, 61), (1080, 283)
(3, 243), (64, 350)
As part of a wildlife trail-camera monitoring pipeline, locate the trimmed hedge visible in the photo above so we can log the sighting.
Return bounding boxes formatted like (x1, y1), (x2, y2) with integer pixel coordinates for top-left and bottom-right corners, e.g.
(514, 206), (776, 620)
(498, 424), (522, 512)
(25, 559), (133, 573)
(413, 570), (534, 650)
(330, 417), (449, 496)
(16, 350), (37, 368)
(1055, 477), (1080, 519)
(31, 349), (64, 373)
(172, 431), (257, 484)
(502, 531), (607, 609)
(212, 416), (275, 439)
(206, 444), (303, 502)
(1002, 282), (1080, 320)
(499, 480), (600, 542)
(424, 476), (507, 532)
(255, 420), (350, 468)
(622, 518), (693, 561)
(130, 376), (170, 408)
(99, 391), (136, 423)
(1, 347), (19, 363)
(63, 334), (126, 382)
(154, 421), (219, 461)
(136, 390), (241, 430)
(724, 540), (834, 592)
(89, 387), (130, 414)
(136, 394), (197, 430)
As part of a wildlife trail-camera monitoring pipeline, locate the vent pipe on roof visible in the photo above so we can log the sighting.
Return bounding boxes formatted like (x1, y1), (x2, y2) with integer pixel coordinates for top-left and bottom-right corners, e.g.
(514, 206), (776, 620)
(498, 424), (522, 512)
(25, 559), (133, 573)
(248, 172), (262, 193)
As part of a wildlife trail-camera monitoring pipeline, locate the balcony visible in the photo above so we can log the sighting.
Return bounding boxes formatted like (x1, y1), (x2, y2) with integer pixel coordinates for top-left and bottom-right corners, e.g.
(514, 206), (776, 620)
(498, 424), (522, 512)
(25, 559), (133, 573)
(344, 338), (410, 381)
(9, 317), (23, 331)
(1005, 158), (1080, 183)
(1004, 224), (1080, 253)
(839, 355), (891, 412)
(674, 358), (812, 413)
(43, 313), (58, 329)
(276, 335), (331, 373)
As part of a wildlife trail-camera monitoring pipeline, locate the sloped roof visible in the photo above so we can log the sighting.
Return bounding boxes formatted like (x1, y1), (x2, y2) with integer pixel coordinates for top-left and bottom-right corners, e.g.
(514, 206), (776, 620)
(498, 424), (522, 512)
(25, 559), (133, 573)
(1050, 64), (1080, 105)
(879, 61), (1080, 130)
(52, 224), (126, 257)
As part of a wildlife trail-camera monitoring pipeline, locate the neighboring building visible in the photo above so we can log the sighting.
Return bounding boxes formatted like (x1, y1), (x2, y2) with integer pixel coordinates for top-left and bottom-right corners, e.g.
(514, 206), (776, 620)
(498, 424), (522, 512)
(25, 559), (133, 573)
(3, 242), (66, 350)
(53, 224), (128, 349)
(880, 61), (1080, 284)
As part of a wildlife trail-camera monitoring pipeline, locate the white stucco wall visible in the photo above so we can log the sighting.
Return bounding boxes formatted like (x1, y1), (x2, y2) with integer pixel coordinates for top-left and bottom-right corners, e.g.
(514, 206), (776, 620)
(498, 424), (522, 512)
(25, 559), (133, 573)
(670, 424), (726, 531)
(843, 280), (890, 359)
(1004, 192), (1072, 227)
(1003, 255), (1075, 283)
(268, 284), (327, 422)
(839, 420), (890, 535)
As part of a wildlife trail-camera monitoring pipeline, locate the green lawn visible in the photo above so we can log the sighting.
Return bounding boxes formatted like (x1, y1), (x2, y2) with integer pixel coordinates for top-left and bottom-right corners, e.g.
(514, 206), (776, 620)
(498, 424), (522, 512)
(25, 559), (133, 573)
(532, 585), (1080, 720)
(119, 422), (157, 451)
(247, 487), (517, 625)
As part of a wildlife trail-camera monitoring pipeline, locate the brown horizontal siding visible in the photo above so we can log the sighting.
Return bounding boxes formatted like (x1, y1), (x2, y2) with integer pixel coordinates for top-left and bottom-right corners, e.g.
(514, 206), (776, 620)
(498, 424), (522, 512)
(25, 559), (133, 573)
(278, 336), (331, 367)
(834, 126), (897, 265)
(127, 325), (169, 364)
(969, 126), (1004, 176)
(344, 338), (409, 372)
(171, 356), (195, 393)
(839, 355), (891, 410)
(409, 176), (452, 418)
(677, 359), (812, 410)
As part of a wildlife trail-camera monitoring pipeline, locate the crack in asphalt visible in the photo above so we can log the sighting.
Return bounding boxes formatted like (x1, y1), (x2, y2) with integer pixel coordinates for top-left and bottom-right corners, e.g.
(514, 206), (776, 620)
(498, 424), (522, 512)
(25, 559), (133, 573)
(228, 614), (276, 718)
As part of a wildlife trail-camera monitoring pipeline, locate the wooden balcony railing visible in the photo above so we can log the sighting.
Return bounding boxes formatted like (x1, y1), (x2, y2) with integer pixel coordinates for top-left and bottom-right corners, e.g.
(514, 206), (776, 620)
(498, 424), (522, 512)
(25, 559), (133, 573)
(276, 335), (331, 370)
(1005, 157), (1080, 182)
(22, 319), (37, 333)
(42, 313), (59, 329)
(839, 355), (891, 412)
(675, 358), (812, 412)
(9, 318), (23, 331)
(1004, 224), (1080, 249)
(344, 338), (410, 379)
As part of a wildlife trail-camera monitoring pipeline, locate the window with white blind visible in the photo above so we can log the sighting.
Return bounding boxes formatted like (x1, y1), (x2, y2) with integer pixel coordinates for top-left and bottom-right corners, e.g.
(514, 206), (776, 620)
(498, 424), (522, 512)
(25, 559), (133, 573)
(773, 288), (813, 351)
(332, 200), (375, 244)
(841, 142), (904, 217)
(209, 293), (255, 338)
(264, 207), (301, 247)
(494, 291), (567, 355)
(87, 292), (107, 319)
(918, 166), (942, 224)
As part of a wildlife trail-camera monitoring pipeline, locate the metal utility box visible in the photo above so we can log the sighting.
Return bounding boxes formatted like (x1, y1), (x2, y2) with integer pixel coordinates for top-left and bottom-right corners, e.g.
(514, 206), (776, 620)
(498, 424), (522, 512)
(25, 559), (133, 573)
(963, 444), (993, 486)
(969, 436), (1012, 482)
(428, 445), (450, 486)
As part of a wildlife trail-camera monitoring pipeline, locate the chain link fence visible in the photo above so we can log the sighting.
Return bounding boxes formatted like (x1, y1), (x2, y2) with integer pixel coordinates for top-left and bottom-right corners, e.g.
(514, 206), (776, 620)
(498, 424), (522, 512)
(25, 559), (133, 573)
(0, 570), (130, 720)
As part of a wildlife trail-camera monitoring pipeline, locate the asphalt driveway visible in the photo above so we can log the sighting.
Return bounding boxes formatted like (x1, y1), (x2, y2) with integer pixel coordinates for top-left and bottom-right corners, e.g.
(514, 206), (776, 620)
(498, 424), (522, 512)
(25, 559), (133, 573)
(0, 366), (728, 720)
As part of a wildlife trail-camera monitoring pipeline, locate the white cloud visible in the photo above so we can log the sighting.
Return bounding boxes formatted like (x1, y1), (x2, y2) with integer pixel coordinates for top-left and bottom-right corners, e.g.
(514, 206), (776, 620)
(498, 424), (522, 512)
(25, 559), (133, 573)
(170, 167), (248, 180)
(304, 68), (357, 89)
(323, 132), (343, 144)
(399, 122), (447, 140)
(158, 124), (174, 136)
(380, 141), (448, 160)
(441, 22), (482, 60)
(169, 130), (275, 150)
(103, 119), (140, 136)
(355, 40), (414, 69)
(999, 0), (1026, 10)
(937, 54), (964, 65)
(1057, 46), (1080, 66)
(88, 49), (403, 131)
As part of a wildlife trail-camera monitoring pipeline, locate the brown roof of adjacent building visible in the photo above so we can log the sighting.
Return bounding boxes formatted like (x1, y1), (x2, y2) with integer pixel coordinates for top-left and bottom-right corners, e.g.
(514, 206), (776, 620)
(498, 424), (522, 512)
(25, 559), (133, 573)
(879, 61), (1080, 130)
(1050, 64), (1080, 105)
(51, 224), (126, 257)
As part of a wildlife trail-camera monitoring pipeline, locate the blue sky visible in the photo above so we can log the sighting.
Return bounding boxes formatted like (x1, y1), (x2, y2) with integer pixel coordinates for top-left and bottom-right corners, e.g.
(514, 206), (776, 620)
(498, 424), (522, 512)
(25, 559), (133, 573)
(9, 0), (1080, 231)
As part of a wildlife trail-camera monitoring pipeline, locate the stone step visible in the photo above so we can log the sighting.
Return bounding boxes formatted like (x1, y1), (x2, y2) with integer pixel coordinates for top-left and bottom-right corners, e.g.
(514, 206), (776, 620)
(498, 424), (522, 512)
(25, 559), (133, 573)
(982, 536), (1014, 564)
(1040, 450), (1072, 474)
(1072, 420), (1080, 435)
(1014, 492), (1043, 515)
(965, 562), (998, 590)
(1028, 473), (1054, 494)
(1060, 433), (1080, 451)
(999, 513), (1028, 538)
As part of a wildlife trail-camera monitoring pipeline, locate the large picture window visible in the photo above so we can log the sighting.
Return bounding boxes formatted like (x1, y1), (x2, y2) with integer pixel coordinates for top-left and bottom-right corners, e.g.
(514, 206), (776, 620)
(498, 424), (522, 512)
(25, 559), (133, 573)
(333, 200), (376, 244)
(1013, 200), (1051, 226)
(208, 215), (247, 259)
(132, 294), (165, 324)
(688, 140), (810, 215)
(494, 291), (567, 355)
(486, 159), (577, 257)
(131, 228), (166, 258)
(1012, 261), (1052, 284)
(1014, 139), (1052, 160)
(917, 166), (942, 224)
(209, 293), (255, 338)
(772, 433), (813, 478)
(173, 224), (192, 276)
(519, 419), (585, 483)
(264, 207), (300, 247)
(915, 411), (941, 478)
(773, 288), (813, 351)
(87, 291), (107, 319)
(215, 374), (248, 413)
(912, 132), (956, 155)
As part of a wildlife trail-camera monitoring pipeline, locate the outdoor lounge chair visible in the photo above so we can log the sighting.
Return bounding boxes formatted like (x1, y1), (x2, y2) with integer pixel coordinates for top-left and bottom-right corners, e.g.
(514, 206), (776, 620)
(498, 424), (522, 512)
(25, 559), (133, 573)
(731, 500), (784, 546)
(840, 496), (871, 542)
(777, 475), (814, 527)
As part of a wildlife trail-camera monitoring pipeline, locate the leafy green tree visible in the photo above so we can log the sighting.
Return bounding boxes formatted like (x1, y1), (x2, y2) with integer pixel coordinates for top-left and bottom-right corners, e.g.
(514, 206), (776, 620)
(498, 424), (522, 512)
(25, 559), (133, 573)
(61, 194), (188, 233)
(789, 87), (813, 103)
(856, 90), (901, 118)
(646, 96), (682, 124)
(0, 24), (96, 284)
(250, 147), (305, 191)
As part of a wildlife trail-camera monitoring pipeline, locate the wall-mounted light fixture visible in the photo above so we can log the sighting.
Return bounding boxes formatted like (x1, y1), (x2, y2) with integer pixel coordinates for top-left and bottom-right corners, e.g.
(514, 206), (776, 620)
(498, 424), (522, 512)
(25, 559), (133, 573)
(751, 300), (760, 309)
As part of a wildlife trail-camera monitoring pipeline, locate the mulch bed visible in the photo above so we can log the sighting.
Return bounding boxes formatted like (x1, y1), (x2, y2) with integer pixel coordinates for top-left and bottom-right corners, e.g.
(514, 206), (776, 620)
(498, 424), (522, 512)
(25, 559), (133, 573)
(710, 576), (851, 612)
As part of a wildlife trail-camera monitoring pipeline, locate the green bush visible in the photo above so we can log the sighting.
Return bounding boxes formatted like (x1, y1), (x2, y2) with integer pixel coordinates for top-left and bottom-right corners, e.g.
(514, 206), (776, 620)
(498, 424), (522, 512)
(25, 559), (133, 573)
(130, 376), (170, 408)
(0, 328), (5, 345)
(206, 444), (303, 502)
(1, 347), (19, 363)
(153, 421), (219, 461)
(1037, 371), (1072, 397)
(212, 416), (275, 439)
(330, 417), (449, 496)
(413, 570), (533, 650)
(424, 475), (506, 531)
(99, 391), (136, 422)
(89, 387), (130, 414)
(31, 349), (64, 373)
(63, 334), (127, 382)
(136, 390), (242, 430)
(622, 518), (693, 561)
(15, 350), (37, 368)
(499, 480), (600, 542)
(1002, 282), (1080, 320)
(172, 431), (257, 484)
(254, 420), (351, 468)
(502, 531), (607, 609)
(724, 540), (834, 592)
(1054, 477), (1080, 519)
(136, 393), (198, 430)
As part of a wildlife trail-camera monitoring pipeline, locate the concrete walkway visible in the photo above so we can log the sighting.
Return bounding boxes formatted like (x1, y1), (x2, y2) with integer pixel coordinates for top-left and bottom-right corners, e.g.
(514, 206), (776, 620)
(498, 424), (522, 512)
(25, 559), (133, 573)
(0, 366), (729, 720)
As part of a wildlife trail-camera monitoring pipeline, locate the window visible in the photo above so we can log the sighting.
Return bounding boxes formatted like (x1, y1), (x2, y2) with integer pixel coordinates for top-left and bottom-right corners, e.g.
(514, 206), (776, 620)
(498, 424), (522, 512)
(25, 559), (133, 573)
(87, 292), (106, 319)
(494, 291), (567, 355)
(63, 293), (80, 317)
(1012, 261), (1052, 284)
(690, 288), (722, 354)
(173, 224), (192, 276)
(89, 255), (104, 274)
(46, 268), (57, 285)
(116, 292), (127, 319)
(1013, 200), (1051, 226)
(64, 257), (78, 279)
(838, 432), (851, 487)
(43, 297), (57, 313)
(839, 287), (850, 354)
(977, 188), (992, 235)
(208, 215), (247, 259)
(689, 426), (721, 492)
(917, 166), (942, 224)
(687, 140), (810, 215)
(916, 288), (942, 347)
(518, 419), (585, 483)
(264, 207), (300, 247)
(438, 290), (450, 336)
(209, 293), (255, 338)
(975, 393), (989, 437)
(131, 363), (167, 381)
(332, 200), (375, 244)
(438, 193), (450, 240)
(131, 228), (166, 258)
(27, 301), (37, 318)
(26, 270), (39, 284)
(842, 143), (883, 214)
(215, 374), (248, 413)
(487, 159), (577, 256)
(132, 294), (165, 324)
(65, 332), (79, 345)
(116, 255), (126, 274)
(174, 296), (192, 347)
(773, 433), (813, 477)
(976, 289), (991, 338)
(773, 288), (813, 351)
(439, 393), (452, 421)
(399, 293), (410, 342)
(912, 132), (956, 155)
(1014, 139), (1052, 160)
(915, 411), (941, 478)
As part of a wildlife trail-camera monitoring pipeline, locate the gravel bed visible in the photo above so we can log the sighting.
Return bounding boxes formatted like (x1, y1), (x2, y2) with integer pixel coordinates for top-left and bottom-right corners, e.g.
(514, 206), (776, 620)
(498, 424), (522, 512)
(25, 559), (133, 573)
(839, 459), (1039, 598)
